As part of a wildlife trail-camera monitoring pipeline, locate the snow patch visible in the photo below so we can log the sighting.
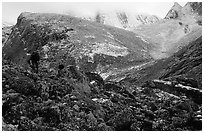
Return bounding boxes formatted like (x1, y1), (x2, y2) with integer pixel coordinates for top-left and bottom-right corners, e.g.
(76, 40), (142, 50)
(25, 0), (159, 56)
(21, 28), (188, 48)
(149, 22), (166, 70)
(92, 98), (109, 103)
(84, 35), (95, 39)
(175, 84), (202, 92)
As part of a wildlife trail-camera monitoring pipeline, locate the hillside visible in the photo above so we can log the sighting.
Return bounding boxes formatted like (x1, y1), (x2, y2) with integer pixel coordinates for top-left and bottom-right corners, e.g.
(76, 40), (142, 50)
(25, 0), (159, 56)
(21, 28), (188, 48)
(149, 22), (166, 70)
(119, 36), (202, 89)
(2, 33), (202, 132)
(3, 12), (153, 77)
(64, 2), (202, 60)
(2, 39), (202, 130)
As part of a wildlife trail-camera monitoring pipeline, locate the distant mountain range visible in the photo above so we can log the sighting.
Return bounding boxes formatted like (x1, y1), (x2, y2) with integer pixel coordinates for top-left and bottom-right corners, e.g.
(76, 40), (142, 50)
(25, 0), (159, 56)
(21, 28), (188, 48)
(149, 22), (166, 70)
(79, 11), (161, 30)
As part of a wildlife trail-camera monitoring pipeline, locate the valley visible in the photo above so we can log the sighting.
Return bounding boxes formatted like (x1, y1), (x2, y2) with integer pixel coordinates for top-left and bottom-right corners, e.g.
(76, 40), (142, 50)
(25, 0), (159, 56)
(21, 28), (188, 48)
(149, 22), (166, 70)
(2, 2), (202, 131)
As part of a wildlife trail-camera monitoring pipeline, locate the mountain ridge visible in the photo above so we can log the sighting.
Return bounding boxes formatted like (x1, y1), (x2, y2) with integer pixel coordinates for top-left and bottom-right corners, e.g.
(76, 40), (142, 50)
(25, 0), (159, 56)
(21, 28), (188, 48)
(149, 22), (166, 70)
(164, 2), (202, 20)
(2, 12), (153, 76)
(66, 10), (161, 30)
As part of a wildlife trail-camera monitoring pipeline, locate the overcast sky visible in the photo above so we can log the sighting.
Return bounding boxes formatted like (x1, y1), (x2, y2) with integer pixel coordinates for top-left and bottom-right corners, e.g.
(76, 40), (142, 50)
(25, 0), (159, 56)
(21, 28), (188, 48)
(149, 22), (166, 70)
(2, 2), (187, 24)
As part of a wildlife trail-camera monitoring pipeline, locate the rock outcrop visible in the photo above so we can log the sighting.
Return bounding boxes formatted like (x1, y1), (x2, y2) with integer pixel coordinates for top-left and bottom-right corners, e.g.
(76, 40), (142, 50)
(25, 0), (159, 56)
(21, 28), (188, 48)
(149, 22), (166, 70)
(165, 2), (183, 19)
(2, 26), (13, 46)
(165, 2), (202, 20)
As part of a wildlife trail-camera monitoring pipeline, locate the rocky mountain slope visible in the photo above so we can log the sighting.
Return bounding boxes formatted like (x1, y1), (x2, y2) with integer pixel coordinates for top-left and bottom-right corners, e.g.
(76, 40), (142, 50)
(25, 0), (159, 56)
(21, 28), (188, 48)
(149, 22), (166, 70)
(65, 2), (202, 60)
(133, 2), (202, 59)
(3, 12), (154, 78)
(117, 36), (202, 88)
(102, 2), (202, 82)
(2, 2), (202, 131)
(2, 21), (13, 46)
(2, 26), (12, 46)
(165, 2), (202, 20)
(2, 53), (202, 131)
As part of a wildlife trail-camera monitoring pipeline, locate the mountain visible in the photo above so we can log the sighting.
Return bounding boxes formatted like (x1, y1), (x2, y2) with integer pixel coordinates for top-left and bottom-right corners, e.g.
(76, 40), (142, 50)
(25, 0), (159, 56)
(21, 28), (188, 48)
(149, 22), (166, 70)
(118, 36), (202, 88)
(2, 4), (202, 131)
(66, 2), (202, 60)
(133, 2), (202, 59)
(165, 2), (202, 21)
(68, 10), (161, 30)
(2, 12), (153, 78)
(2, 38), (202, 130)
(105, 2), (202, 83)
(2, 18), (202, 131)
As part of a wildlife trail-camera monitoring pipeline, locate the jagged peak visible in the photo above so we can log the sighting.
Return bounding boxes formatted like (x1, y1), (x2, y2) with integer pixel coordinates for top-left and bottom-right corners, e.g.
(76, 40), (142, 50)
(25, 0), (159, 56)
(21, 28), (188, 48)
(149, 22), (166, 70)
(164, 2), (184, 19)
(172, 2), (183, 10)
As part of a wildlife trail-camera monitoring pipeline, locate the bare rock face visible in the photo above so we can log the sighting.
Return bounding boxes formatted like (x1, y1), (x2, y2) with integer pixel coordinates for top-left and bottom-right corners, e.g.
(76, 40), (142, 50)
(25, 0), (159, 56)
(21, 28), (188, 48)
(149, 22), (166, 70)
(164, 2), (202, 20)
(164, 2), (183, 19)
(2, 25), (13, 46)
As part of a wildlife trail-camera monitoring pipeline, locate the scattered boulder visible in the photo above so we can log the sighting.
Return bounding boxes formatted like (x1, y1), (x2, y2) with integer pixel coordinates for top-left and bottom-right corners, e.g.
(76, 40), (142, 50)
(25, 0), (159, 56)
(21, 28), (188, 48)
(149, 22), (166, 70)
(85, 72), (104, 87)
